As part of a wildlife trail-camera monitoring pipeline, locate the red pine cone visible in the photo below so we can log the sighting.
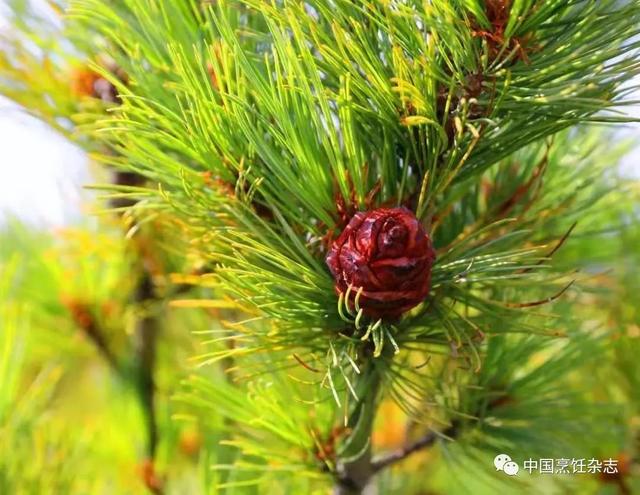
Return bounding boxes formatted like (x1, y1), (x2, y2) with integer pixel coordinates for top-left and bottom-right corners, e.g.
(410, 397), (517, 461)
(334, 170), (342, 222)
(326, 207), (436, 319)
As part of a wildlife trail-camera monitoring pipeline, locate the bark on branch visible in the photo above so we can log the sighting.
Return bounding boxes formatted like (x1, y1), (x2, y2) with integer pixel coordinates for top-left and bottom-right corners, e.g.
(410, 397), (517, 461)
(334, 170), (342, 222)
(371, 422), (459, 473)
(334, 421), (459, 494)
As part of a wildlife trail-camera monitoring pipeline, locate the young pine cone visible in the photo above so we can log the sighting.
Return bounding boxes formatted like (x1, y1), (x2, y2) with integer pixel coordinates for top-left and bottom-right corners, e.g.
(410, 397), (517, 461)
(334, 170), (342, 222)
(326, 207), (436, 319)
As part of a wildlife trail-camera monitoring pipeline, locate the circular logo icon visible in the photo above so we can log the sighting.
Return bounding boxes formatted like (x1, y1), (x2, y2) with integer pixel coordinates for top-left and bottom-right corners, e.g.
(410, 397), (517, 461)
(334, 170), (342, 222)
(503, 461), (520, 476)
(494, 454), (512, 471)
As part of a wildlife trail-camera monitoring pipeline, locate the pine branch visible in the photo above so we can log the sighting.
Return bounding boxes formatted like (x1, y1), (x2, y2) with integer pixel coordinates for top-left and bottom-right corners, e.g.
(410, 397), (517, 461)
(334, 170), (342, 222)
(371, 422), (459, 474)
(334, 389), (459, 493)
(334, 453), (373, 495)
(118, 176), (165, 493)
(333, 366), (381, 495)
(2, 1), (640, 493)
(65, 299), (120, 373)
(112, 167), (164, 491)
(132, 270), (160, 460)
(81, 316), (121, 373)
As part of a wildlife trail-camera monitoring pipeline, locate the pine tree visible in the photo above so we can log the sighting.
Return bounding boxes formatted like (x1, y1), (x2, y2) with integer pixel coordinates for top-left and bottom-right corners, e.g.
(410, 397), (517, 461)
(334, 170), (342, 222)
(2, 1), (640, 494)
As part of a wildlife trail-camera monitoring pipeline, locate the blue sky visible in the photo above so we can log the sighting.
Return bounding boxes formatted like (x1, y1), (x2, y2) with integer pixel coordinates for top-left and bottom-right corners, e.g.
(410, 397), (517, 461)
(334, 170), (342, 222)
(0, 95), (89, 226)
(0, 0), (88, 226)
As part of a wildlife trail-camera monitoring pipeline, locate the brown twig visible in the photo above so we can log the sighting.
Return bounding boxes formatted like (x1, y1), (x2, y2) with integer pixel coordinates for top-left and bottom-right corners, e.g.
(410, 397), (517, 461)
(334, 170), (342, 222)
(64, 299), (120, 373)
(331, 381), (462, 494)
(371, 422), (459, 473)
(293, 353), (321, 373)
(132, 269), (160, 460)
(504, 279), (575, 309)
(114, 168), (164, 493)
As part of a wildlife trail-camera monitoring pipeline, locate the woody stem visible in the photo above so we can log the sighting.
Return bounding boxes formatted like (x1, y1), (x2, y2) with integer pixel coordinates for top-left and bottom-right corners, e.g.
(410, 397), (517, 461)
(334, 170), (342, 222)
(333, 365), (381, 495)
(371, 422), (459, 473)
